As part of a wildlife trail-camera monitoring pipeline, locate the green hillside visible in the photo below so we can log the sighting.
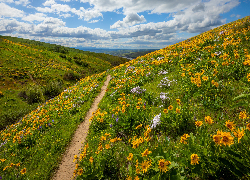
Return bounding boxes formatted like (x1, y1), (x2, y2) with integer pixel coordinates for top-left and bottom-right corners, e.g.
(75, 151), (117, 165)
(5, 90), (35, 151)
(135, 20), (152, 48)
(0, 36), (129, 130)
(74, 16), (250, 179)
(0, 16), (249, 179)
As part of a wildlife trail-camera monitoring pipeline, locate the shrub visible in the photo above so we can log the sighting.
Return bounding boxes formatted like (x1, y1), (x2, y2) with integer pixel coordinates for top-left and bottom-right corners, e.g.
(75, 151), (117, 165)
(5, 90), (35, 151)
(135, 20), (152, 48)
(63, 70), (81, 81)
(45, 79), (64, 98)
(26, 84), (45, 104)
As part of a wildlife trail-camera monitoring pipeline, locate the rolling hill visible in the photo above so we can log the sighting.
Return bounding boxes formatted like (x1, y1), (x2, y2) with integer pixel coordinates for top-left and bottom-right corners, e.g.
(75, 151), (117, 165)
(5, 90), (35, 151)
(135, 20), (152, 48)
(0, 16), (250, 179)
(0, 36), (129, 130)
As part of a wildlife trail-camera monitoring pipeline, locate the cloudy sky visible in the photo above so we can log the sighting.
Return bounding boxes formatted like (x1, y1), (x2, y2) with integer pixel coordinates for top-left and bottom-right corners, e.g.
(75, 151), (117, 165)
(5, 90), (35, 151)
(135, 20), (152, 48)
(0, 0), (249, 49)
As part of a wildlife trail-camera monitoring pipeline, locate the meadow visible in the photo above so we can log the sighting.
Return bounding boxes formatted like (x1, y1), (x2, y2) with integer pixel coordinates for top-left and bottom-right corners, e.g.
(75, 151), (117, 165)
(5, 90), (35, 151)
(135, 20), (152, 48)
(0, 16), (250, 179)
(74, 16), (250, 179)
(0, 36), (128, 130)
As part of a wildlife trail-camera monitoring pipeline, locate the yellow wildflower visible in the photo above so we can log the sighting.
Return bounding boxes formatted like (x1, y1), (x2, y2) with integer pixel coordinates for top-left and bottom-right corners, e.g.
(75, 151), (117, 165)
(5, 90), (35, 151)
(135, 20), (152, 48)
(205, 116), (214, 125)
(220, 132), (234, 146)
(127, 153), (133, 161)
(168, 105), (173, 110)
(225, 120), (236, 131)
(141, 159), (151, 173)
(202, 76), (208, 81)
(136, 124), (142, 129)
(105, 143), (110, 149)
(20, 168), (26, 175)
(190, 154), (200, 165)
(180, 133), (190, 144)
(163, 109), (168, 114)
(77, 168), (83, 175)
(141, 149), (152, 157)
(176, 99), (181, 105)
(233, 128), (244, 143)
(89, 157), (93, 164)
(246, 123), (250, 131)
(195, 121), (203, 127)
(239, 111), (247, 119)
(158, 159), (171, 173)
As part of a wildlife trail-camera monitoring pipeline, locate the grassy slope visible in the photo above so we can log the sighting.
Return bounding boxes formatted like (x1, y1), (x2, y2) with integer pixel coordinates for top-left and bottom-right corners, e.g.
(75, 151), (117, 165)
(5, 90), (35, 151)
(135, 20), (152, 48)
(0, 16), (249, 180)
(0, 36), (128, 130)
(74, 16), (250, 179)
(0, 72), (108, 179)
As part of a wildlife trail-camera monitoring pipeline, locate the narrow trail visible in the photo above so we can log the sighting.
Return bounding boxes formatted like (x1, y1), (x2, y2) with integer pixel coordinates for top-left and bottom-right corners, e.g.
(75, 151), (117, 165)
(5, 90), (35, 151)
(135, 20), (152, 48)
(52, 75), (111, 180)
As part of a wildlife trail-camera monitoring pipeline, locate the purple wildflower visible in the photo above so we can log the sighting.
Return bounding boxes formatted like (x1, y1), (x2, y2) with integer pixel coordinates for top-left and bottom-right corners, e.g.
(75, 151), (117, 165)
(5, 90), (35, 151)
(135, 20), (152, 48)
(131, 86), (146, 94)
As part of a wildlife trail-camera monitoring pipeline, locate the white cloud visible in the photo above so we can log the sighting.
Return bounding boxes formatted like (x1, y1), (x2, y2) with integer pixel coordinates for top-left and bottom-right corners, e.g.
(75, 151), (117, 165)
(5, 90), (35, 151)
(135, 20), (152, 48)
(110, 13), (146, 29)
(71, 7), (102, 21)
(0, 0), (242, 49)
(0, 3), (25, 18)
(59, 13), (72, 18)
(88, 19), (100, 23)
(36, 7), (54, 13)
(80, 0), (199, 14)
(0, 0), (14, 3)
(0, 18), (30, 33)
(59, 0), (72, 2)
(43, 0), (56, 6)
(15, 0), (30, 6)
(37, 3), (72, 13)
(22, 13), (47, 22)
(37, 1), (102, 21)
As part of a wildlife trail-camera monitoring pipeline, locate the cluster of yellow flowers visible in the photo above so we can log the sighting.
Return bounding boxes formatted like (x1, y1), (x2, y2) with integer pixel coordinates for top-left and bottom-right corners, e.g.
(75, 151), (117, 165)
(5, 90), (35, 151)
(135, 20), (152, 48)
(180, 133), (190, 144)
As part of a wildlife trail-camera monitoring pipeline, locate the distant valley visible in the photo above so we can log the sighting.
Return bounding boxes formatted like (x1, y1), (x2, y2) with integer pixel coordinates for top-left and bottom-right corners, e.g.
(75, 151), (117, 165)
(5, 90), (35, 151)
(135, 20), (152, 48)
(73, 47), (159, 60)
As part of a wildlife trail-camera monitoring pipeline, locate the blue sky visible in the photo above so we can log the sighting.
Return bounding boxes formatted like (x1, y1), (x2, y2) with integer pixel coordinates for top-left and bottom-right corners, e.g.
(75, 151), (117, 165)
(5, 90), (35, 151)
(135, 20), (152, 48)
(0, 0), (249, 49)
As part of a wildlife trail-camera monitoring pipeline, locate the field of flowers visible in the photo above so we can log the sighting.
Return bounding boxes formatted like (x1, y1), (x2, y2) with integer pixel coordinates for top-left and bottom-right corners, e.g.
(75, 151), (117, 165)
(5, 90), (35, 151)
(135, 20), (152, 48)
(74, 16), (250, 179)
(0, 72), (107, 179)
(0, 36), (128, 129)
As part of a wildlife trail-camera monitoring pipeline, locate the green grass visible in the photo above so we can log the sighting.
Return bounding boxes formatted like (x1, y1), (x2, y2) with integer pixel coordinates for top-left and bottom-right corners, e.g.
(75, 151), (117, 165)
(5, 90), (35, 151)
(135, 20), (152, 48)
(0, 36), (129, 130)
(73, 16), (250, 179)
(0, 72), (107, 179)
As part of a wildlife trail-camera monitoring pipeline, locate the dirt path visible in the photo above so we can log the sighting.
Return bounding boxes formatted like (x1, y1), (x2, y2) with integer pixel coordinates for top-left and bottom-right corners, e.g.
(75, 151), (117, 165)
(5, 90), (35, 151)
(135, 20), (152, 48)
(52, 75), (111, 180)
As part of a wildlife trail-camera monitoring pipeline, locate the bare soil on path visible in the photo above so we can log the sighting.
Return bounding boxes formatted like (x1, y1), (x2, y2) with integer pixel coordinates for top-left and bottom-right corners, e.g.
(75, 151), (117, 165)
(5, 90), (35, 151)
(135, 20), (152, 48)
(52, 75), (111, 180)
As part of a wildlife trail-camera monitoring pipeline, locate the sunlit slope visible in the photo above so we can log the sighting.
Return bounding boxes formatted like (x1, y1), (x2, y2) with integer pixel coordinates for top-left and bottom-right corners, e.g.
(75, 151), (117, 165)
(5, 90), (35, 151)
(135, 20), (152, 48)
(0, 72), (107, 179)
(0, 36), (128, 129)
(74, 16), (250, 179)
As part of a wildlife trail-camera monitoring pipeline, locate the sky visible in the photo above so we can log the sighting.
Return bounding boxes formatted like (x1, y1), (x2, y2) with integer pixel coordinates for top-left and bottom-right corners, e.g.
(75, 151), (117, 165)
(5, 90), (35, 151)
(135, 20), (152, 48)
(0, 0), (249, 49)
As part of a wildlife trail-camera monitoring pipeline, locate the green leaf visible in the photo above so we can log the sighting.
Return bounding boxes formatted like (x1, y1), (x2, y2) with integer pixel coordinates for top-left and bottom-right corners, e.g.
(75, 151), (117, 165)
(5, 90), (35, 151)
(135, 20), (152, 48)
(170, 174), (185, 180)
(151, 173), (161, 180)
(128, 164), (132, 174)
(218, 157), (244, 177)
(226, 150), (242, 160)
(231, 101), (249, 109)
(233, 93), (250, 101)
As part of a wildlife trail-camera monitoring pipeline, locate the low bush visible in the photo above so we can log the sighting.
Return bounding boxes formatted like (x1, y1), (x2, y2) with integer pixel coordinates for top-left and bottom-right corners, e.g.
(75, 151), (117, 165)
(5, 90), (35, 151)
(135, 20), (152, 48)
(45, 79), (64, 98)
(26, 84), (45, 104)
(63, 70), (81, 81)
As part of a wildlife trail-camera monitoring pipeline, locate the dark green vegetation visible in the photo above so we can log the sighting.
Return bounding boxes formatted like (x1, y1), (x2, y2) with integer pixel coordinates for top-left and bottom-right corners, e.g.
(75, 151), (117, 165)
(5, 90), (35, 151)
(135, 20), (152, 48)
(0, 36), (129, 130)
